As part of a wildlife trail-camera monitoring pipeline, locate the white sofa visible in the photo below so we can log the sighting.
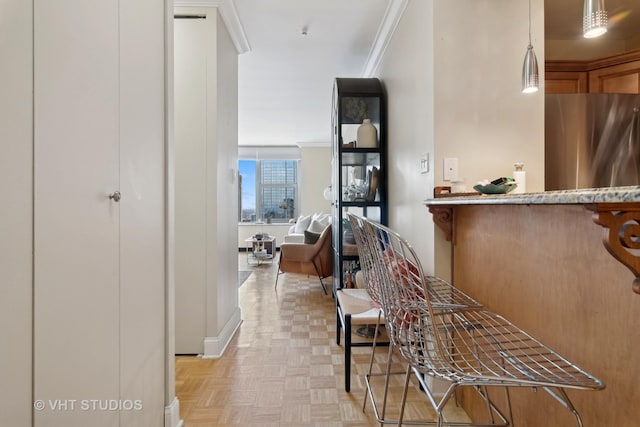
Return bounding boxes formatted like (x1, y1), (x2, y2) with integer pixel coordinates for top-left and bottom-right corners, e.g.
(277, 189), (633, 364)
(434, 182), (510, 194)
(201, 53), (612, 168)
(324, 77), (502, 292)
(284, 213), (332, 243)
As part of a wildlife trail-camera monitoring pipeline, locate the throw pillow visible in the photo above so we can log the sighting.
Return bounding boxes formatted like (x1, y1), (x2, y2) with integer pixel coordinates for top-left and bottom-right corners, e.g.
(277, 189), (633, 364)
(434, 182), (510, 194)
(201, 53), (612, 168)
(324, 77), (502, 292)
(304, 230), (321, 244)
(307, 219), (327, 233)
(312, 212), (331, 228)
(293, 215), (311, 234)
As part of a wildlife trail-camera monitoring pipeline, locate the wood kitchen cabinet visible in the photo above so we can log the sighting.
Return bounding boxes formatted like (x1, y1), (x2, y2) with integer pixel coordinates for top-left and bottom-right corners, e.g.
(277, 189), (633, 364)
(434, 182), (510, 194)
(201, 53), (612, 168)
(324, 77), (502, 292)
(588, 60), (640, 93)
(545, 71), (588, 94)
(546, 49), (640, 94)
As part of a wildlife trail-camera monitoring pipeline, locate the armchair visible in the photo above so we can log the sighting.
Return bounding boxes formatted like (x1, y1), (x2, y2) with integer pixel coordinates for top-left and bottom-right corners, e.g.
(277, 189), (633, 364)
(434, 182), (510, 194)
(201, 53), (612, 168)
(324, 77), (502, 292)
(275, 224), (332, 294)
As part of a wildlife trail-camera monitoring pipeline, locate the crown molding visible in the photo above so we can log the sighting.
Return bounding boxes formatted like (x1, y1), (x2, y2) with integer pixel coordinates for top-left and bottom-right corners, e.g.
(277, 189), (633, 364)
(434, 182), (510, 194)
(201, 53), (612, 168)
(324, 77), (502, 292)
(362, 0), (408, 77)
(174, 0), (251, 54)
(546, 48), (640, 72)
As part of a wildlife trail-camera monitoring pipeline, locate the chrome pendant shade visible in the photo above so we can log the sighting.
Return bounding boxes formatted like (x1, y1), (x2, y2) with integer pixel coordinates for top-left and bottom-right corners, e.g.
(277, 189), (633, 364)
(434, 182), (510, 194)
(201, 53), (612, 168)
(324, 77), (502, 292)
(522, 44), (539, 93)
(583, 0), (608, 38)
(521, 0), (539, 93)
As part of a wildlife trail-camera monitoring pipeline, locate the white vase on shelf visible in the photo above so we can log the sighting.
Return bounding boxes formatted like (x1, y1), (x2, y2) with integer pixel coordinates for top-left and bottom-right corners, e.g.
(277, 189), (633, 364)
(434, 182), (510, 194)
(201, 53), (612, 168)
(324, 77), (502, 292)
(356, 119), (377, 148)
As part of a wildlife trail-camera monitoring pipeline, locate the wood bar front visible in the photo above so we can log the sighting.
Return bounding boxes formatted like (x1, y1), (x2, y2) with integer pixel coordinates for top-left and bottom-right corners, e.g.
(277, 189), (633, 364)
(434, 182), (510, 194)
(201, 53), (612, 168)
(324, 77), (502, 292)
(425, 193), (640, 427)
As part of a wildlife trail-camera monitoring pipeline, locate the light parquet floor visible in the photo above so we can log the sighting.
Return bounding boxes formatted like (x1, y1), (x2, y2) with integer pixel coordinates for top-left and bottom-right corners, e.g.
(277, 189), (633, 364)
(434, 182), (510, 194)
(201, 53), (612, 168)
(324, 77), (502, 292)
(175, 252), (471, 426)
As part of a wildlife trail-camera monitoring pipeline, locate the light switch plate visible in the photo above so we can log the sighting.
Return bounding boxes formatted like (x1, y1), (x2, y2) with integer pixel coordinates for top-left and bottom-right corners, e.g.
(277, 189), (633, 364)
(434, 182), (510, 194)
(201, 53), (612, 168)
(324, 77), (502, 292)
(420, 153), (429, 174)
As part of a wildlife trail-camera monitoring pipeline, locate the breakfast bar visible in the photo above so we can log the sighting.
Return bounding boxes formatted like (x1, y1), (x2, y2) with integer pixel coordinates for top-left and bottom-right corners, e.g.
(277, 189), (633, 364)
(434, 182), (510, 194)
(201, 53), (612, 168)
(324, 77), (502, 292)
(424, 186), (640, 427)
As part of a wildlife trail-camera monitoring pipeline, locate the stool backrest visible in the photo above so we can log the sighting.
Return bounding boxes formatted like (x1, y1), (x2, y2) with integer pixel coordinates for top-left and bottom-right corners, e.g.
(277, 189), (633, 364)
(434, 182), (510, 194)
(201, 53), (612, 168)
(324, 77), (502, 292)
(346, 213), (383, 307)
(348, 213), (482, 373)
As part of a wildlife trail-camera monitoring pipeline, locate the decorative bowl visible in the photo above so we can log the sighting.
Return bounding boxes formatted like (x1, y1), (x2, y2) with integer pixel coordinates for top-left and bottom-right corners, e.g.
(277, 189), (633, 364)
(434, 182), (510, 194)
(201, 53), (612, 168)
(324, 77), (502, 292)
(473, 182), (518, 194)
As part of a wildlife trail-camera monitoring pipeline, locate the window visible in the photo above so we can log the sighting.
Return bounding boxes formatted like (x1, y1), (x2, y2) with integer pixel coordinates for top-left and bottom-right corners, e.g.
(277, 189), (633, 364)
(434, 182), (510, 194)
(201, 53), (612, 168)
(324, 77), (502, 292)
(239, 159), (299, 223)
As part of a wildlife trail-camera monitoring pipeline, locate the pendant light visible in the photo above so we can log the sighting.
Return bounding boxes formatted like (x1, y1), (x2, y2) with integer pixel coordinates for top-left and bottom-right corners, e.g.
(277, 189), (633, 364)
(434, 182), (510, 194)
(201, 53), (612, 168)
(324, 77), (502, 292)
(522, 0), (539, 93)
(583, 0), (607, 38)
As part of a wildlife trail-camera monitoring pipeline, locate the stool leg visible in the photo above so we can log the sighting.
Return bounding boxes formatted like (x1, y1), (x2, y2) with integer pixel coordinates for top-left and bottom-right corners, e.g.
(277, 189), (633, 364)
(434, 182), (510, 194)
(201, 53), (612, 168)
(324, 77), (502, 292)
(379, 342), (394, 425)
(363, 311), (382, 411)
(397, 363), (411, 427)
(336, 306), (341, 345)
(274, 253), (283, 289)
(345, 313), (352, 392)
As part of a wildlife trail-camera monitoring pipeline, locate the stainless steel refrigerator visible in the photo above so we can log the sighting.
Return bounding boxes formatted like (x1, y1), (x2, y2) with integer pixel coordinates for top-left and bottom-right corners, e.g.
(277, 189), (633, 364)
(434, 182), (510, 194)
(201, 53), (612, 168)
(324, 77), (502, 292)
(546, 93), (640, 190)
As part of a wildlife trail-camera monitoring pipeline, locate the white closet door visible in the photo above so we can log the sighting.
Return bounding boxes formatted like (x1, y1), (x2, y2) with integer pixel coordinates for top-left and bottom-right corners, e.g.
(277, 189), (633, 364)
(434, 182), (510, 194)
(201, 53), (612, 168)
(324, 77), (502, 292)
(118, 0), (166, 424)
(34, 0), (119, 425)
(33, 0), (166, 424)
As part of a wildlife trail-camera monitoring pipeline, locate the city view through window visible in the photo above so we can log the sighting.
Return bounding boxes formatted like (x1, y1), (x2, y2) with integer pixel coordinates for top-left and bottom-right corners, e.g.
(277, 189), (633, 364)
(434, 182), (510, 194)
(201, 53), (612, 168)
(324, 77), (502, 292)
(239, 159), (298, 223)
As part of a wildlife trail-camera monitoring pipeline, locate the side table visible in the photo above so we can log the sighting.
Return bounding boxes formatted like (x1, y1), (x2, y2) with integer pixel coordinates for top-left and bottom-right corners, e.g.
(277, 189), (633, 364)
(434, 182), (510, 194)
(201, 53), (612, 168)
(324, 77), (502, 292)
(245, 236), (276, 265)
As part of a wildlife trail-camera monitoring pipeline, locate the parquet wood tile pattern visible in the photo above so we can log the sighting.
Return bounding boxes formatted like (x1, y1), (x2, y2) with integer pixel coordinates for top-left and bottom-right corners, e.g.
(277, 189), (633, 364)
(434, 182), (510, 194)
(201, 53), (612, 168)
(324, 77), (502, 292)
(175, 252), (471, 426)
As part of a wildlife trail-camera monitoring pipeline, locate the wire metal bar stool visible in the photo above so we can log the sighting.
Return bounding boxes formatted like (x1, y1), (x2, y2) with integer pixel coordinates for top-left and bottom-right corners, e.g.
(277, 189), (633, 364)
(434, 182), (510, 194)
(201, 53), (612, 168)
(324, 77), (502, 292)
(348, 213), (484, 425)
(355, 215), (604, 427)
(346, 213), (393, 425)
(336, 215), (389, 393)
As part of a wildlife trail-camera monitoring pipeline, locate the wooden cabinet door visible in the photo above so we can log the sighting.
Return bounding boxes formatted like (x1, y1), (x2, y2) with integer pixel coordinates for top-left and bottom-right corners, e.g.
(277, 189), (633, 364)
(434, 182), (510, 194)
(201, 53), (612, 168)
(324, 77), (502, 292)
(545, 71), (588, 94)
(588, 60), (640, 94)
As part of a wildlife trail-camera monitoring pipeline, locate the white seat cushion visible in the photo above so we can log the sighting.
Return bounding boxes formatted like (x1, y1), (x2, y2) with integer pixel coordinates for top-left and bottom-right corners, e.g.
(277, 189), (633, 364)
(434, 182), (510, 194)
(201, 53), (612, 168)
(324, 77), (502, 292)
(336, 288), (384, 325)
(283, 234), (304, 243)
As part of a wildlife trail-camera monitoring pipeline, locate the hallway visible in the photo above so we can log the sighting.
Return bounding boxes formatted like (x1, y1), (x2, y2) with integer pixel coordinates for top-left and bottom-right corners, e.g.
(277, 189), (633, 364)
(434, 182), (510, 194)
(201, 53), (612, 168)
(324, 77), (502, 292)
(175, 252), (469, 426)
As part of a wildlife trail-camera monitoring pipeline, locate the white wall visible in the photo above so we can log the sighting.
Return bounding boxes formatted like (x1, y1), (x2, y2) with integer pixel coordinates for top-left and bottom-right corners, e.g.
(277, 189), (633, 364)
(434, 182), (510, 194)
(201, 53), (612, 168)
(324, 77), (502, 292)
(375, 0), (545, 278)
(174, 7), (240, 358)
(212, 12), (240, 353)
(374, 0), (436, 274)
(299, 145), (332, 215)
(0, 1), (33, 424)
(174, 13), (209, 355)
(432, 0), (545, 193)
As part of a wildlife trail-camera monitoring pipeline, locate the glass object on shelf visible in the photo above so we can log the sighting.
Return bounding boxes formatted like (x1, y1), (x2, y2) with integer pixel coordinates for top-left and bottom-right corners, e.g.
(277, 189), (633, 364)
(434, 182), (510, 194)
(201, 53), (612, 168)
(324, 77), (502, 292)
(341, 163), (380, 202)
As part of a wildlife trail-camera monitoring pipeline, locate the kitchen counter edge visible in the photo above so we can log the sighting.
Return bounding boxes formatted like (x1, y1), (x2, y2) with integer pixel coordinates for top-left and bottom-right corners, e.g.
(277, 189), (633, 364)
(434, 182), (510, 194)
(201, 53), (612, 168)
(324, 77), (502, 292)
(424, 185), (640, 206)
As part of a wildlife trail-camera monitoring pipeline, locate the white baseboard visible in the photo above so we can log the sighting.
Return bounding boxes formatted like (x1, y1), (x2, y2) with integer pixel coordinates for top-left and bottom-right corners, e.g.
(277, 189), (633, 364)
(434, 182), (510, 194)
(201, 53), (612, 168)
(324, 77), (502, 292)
(164, 396), (183, 427)
(202, 307), (242, 359)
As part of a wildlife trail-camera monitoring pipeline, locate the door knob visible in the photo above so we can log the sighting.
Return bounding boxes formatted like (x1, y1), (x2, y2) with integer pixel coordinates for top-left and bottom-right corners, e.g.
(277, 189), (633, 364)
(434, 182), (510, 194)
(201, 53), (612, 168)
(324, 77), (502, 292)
(108, 191), (121, 202)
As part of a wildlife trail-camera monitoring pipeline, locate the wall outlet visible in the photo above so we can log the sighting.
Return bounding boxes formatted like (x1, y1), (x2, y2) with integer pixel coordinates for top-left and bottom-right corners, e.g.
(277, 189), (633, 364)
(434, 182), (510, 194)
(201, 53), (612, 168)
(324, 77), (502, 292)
(443, 158), (458, 181)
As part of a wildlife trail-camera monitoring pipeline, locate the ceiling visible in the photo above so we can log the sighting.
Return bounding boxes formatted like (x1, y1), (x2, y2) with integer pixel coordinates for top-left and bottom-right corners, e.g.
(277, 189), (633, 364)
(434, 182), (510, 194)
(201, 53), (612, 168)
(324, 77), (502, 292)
(231, 0), (639, 147)
(234, 0), (391, 146)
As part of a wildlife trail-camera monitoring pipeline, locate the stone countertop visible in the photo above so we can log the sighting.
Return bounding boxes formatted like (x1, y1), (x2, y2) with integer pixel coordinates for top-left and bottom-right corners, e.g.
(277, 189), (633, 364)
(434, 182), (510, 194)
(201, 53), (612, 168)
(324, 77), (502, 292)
(424, 185), (640, 206)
